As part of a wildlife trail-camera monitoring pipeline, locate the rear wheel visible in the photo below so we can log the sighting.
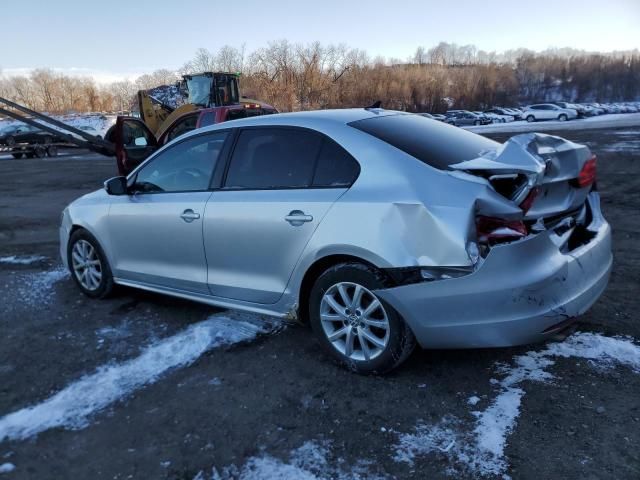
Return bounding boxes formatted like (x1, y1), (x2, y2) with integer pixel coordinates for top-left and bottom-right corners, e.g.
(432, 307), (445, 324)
(558, 114), (568, 121)
(5, 136), (15, 147)
(33, 145), (46, 158)
(309, 263), (416, 374)
(67, 229), (114, 298)
(46, 145), (58, 157)
(526, 115), (535, 122)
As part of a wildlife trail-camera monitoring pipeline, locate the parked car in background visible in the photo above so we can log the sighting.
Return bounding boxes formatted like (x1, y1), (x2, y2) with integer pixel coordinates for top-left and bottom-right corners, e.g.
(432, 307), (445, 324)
(485, 107), (515, 121)
(481, 110), (514, 123)
(553, 102), (586, 118)
(522, 104), (578, 122)
(585, 103), (606, 115)
(417, 113), (446, 122)
(0, 123), (62, 146)
(61, 108), (611, 374)
(445, 110), (492, 126)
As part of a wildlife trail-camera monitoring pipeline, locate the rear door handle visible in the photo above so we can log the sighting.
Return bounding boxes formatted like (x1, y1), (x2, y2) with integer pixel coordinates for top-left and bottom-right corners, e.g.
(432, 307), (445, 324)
(285, 210), (313, 226)
(180, 209), (200, 223)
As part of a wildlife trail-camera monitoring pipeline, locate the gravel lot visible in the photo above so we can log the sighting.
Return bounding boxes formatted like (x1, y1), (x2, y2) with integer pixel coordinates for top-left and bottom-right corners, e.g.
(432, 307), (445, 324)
(0, 125), (639, 479)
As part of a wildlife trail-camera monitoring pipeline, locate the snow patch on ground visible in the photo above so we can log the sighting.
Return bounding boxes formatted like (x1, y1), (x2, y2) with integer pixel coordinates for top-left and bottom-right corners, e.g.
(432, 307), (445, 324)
(467, 396), (481, 406)
(13, 266), (69, 307)
(195, 440), (384, 480)
(394, 332), (640, 477)
(0, 255), (47, 265)
(466, 113), (640, 134)
(600, 141), (639, 152)
(0, 311), (282, 442)
(0, 463), (15, 474)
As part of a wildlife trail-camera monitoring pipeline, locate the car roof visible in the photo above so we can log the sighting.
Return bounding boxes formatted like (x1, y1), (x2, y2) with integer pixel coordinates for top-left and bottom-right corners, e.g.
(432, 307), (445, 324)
(191, 108), (401, 134)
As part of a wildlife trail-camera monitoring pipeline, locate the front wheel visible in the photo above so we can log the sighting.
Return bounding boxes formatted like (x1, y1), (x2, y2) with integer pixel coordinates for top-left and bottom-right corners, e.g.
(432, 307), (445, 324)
(309, 263), (416, 374)
(558, 114), (568, 121)
(67, 229), (114, 298)
(526, 115), (535, 122)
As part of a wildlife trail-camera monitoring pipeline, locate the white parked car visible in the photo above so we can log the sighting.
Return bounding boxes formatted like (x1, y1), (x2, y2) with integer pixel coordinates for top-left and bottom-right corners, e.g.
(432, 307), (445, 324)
(523, 104), (578, 122)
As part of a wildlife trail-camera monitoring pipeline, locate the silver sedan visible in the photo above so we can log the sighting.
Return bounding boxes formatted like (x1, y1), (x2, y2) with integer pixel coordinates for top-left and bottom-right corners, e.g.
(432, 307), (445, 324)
(60, 109), (612, 373)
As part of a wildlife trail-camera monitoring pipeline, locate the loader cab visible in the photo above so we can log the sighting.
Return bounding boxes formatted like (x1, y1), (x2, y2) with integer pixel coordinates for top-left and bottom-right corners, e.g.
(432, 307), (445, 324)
(181, 72), (240, 108)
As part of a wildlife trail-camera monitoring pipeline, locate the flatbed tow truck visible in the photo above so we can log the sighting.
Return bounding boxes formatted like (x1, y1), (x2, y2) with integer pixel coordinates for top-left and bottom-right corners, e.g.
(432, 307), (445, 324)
(0, 96), (115, 158)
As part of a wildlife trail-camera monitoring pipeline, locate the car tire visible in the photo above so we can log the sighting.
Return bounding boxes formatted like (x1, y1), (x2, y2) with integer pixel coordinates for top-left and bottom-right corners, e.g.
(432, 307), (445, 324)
(526, 115), (535, 122)
(474, 120), (481, 126)
(25, 152), (35, 159)
(309, 262), (416, 374)
(67, 229), (115, 299)
(558, 114), (568, 122)
(46, 146), (58, 157)
(34, 145), (47, 158)
(11, 152), (24, 159)
(5, 136), (15, 147)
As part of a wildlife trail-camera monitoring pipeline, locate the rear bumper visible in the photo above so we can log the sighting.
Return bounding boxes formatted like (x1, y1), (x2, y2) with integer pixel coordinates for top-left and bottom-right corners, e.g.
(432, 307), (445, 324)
(375, 196), (612, 349)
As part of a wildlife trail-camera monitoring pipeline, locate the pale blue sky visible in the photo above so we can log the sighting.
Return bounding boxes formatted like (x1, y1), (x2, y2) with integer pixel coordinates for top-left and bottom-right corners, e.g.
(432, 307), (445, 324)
(1, 0), (638, 82)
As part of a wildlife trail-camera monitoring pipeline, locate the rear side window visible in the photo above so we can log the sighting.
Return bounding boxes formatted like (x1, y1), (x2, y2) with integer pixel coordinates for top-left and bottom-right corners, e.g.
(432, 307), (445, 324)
(349, 114), (497, 170)
(225, 128), (322, 189)
(312, 139), (360, 187)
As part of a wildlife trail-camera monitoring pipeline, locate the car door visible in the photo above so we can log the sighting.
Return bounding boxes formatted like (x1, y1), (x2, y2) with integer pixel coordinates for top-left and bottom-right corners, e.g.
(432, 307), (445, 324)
(107, 131), (230, 293)
(114, 117), (159, 175)
(203, 127), (359, 304)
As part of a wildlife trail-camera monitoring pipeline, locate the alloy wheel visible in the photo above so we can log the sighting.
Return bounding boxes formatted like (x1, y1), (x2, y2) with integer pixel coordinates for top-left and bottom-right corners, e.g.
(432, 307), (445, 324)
(71, 239), (103, 291)
(320, 282), (390, 361)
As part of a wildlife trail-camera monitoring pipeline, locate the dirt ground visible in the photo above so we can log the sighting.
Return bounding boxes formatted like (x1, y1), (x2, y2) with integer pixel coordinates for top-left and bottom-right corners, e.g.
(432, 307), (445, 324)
(0, 126), (638, 479)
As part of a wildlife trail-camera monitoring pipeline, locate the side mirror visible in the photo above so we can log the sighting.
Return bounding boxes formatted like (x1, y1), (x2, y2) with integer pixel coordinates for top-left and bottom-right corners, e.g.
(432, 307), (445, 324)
(104, 176), (128, 196)
(134, 136), (148, 147)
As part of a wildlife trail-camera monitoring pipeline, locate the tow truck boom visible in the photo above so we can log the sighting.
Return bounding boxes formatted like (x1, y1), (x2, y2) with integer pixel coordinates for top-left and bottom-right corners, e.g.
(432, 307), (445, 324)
(0, 96), (115, 155)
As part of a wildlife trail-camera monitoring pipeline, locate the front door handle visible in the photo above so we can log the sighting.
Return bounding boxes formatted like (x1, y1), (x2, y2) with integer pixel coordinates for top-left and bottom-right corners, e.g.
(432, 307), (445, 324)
(180, 209), (201, 223)
(285, 210), (313, 226)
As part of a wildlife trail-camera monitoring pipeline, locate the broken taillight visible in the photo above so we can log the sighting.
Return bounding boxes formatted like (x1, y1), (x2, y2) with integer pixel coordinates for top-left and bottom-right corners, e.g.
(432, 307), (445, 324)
(519, 187), (540, 214)
(572, 154), (597, 188)
(476, 215), (527, 244)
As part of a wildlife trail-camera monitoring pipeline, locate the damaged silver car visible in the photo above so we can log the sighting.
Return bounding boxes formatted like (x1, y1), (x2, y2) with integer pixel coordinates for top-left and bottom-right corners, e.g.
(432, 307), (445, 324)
(60, 109), (612, 374)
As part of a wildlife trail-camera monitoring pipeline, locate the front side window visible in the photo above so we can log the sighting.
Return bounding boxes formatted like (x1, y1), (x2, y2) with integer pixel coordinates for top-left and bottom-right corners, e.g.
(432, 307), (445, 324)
(225, 128), (322, 189)
(133, 131), (228, 193)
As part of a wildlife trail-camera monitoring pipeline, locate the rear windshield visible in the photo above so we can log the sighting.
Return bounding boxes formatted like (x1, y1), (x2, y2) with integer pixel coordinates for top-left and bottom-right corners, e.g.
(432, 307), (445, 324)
(349, 113), (498, 170)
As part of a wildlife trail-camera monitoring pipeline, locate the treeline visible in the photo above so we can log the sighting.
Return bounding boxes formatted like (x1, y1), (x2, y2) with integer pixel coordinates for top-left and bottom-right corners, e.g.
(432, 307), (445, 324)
(1, 41), (639, 114)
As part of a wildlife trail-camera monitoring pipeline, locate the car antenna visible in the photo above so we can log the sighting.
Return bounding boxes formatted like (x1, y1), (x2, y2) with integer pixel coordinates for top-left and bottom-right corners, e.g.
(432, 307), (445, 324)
(365, 100), (382, 110)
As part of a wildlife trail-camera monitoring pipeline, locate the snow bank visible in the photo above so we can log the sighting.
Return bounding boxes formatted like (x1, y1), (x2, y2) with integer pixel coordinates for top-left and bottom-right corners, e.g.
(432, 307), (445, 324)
(465, 113), (640, 134)
(394, 332), (640, 477)
(0, 463), (15, 474)
(0, 312), (282, 442)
